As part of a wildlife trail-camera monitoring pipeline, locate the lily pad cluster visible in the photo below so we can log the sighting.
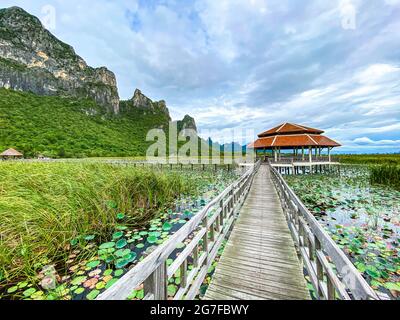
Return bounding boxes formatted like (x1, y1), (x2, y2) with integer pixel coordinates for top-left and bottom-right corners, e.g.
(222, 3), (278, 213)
(286, 166), (400, 299)
(1, 169), (239, 300)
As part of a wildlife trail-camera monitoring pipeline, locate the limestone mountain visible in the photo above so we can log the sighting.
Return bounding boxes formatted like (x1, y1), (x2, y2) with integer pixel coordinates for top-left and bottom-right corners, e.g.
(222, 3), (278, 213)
(0, 6), (200, 158)
(0, 6), (120, 113)
(120, 89), (171, 120)
(177, 114), (197, 132)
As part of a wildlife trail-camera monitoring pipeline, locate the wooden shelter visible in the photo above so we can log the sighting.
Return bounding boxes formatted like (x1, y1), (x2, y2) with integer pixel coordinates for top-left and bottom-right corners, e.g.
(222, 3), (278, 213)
(248, 123), (341, 172)
(0, 148), (23, 160)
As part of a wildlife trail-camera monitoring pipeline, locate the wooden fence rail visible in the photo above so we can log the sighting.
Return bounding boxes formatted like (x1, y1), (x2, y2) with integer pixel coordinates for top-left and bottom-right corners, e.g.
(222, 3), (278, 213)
(107, 161), (238, 172)
(269, 164), (379, 300)
(97, 161), (261, 300)
(267, 156), (340, 164)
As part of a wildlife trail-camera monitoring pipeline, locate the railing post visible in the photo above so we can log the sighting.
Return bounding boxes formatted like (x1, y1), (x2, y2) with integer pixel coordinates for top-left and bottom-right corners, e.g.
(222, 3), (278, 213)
(293, 206), (299, 232)
(180, 259), (188, 289)
(298, 217), (304, 247)
(210, 221), (215, 242)
(327, 277), (336, 300)
(315, 235), (324, 298)
(202, 216), (209, 264)
(193, 244), (199, 267)
(215, 210), (221, 232)
(144, 261), (167, 300)
(228, 189), (233, 217)
(308, 235), (314, 262)
(219, 199), (224, 228)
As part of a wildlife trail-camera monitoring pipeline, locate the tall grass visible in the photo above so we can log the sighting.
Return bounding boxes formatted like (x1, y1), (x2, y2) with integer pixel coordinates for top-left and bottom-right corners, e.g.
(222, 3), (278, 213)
(338, 154), (400, 165)
(369, 164), (400, 191)
(0, 162), (198, 282)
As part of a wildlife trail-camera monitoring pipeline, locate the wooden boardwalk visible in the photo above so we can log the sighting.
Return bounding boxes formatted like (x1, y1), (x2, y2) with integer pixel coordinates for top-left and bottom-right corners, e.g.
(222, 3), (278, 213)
(204, 165), (310, 300)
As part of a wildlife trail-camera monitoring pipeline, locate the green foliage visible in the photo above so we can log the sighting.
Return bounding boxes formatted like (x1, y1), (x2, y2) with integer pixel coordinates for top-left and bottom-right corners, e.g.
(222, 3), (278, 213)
(338, 154), (400, 165)
(0, 89), (170, 158)
(0, 162), (199, 283)
(370, 164), (400, 191)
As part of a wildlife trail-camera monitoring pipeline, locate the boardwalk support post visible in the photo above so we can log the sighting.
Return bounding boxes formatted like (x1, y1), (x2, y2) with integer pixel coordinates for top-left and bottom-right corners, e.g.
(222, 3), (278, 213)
(144, 262), (167, 300)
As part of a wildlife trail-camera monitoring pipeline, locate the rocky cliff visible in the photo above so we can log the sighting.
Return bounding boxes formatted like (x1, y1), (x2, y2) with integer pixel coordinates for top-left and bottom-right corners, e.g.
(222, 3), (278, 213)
(0, 6), (199, 148)
(177, 114), (197, 132)
(0, 6), (120, 113)
(125, 89), (170, 117)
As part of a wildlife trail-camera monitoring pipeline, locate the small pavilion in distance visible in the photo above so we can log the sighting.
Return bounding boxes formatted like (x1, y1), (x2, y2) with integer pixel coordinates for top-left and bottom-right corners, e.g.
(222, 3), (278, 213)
(0, 148), (23, 160)
(248, 123), (341, 174)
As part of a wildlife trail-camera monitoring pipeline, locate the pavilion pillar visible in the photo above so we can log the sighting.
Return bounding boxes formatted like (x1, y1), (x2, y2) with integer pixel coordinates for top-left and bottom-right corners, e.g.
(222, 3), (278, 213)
(274, 147), (278, 162)
(328, 147), (331, 162)
(302, 147), (305, 161)
(309, 147), (312, 163)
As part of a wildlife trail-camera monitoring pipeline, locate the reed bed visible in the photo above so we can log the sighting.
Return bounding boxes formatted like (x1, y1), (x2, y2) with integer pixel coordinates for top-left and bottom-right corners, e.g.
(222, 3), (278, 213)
(369, 164), (400, 191)
(338, 154), (400, 165)
(0, 162), (200, 282)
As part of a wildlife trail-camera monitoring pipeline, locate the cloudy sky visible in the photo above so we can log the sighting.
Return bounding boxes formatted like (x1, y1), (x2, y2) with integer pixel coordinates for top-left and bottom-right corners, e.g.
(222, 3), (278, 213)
(2, 0), (400, 153)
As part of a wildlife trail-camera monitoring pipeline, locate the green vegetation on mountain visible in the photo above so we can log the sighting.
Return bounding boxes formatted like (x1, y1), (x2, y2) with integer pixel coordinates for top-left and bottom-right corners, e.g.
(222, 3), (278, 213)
(0, 89), (171, 158)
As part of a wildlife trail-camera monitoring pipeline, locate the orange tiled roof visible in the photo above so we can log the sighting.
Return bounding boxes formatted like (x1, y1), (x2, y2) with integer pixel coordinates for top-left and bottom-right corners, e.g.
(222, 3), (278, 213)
(258, 123), (324, 138)
(248, 134), (341, 149)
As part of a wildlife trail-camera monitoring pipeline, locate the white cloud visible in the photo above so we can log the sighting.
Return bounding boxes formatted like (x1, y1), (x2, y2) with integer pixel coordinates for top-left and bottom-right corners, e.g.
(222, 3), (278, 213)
(356, 64), (399, 84)
(353, 137), (400, 146)
(0, 0), (399, 153)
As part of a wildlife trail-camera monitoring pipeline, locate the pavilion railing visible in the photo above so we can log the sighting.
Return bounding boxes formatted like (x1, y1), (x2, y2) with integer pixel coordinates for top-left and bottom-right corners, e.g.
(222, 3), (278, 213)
(268, 155), (340, 164)
(96, 160), (261, 300)
(269, 163), (379, 300)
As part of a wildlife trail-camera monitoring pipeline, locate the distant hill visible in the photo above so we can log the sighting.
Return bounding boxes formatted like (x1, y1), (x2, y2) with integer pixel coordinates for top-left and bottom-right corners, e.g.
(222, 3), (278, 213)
(0, 88), (173, 158)
(0, 6), (198, 158)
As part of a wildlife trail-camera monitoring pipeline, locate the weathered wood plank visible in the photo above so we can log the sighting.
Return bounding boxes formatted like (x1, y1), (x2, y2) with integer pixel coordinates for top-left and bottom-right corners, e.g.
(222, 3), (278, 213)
(216, 263), (307, 287)
(204, 165), (310, 300)
(210, 275), (308, 300)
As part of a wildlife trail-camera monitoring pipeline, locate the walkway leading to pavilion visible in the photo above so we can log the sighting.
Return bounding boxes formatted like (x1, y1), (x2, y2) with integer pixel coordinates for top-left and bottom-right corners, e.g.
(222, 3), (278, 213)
(204, 164), (310, 300)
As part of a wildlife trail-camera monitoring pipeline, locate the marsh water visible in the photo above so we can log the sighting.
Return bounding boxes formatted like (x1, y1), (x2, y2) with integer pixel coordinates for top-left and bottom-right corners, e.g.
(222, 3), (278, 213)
(1, 168), (239, 300)
(285, 165), (400, 299)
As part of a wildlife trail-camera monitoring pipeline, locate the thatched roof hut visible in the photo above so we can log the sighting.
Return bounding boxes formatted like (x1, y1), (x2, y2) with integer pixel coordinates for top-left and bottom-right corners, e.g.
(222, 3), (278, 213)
(0, 148), (23, 159)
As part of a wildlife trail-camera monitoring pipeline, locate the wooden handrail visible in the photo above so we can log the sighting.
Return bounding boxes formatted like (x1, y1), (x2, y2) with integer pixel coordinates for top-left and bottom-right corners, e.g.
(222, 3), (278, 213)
(268, 156), (340, 164)
(269, 164), (379, 300)
(97, 160), (261, 300)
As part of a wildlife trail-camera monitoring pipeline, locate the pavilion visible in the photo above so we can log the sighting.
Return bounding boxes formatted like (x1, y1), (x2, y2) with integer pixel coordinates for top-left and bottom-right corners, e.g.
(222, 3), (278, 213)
(0, 148), (23, 160)
(248, 123), (341, 173)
